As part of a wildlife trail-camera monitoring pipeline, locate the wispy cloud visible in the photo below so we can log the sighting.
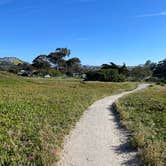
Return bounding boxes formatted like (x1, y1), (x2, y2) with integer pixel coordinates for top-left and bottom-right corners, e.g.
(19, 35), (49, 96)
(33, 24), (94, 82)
(136, 12), (166, 18)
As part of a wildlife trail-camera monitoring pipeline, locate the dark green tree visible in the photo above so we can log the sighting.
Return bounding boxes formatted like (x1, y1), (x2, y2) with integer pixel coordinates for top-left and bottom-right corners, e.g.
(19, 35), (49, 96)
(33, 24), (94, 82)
(130, 66), (152, 81)
(153, 59), (166, 79)
(66, 57), (81, 75)
(119, 63), (129, 76)
(48, 48), (71, 71)
(32, 55), (51, 69)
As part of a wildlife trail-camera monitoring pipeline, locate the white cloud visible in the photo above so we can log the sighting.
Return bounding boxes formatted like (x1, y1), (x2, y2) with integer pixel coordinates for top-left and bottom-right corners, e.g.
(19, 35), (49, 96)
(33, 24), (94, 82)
(137, 12), (166, 18)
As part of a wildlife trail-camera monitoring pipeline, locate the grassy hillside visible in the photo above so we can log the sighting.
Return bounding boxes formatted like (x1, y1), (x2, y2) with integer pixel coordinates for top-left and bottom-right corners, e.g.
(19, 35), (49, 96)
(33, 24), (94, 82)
(0, 72), (137, 165)
(115, 85), (166, 166)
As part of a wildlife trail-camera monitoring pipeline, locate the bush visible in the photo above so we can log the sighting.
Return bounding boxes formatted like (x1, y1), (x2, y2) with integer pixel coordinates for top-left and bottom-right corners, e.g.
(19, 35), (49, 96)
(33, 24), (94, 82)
(86, 69), (126, 82)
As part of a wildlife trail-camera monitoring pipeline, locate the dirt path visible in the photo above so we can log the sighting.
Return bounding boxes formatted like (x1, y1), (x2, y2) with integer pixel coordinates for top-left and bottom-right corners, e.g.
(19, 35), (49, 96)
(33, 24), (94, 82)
(57, 84), (149, 166)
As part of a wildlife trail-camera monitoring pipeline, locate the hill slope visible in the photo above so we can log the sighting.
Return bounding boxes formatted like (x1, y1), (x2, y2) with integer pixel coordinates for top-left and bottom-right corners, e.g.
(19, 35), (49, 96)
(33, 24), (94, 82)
(0, 57), (24, 68)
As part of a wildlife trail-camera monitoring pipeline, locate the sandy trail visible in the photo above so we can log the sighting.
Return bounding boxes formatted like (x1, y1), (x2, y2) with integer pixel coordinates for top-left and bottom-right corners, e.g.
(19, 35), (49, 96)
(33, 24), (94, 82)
(57, 84), (149, 166)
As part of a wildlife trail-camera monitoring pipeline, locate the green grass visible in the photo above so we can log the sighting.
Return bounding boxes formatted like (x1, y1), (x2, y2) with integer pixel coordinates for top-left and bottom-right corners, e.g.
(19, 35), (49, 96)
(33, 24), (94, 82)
(115, 85), (166, 166)
(0, 72), (137, 165)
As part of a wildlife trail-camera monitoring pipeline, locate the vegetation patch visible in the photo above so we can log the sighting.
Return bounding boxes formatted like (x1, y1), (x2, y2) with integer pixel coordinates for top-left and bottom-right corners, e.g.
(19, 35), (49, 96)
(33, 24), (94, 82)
(115, 85), (166, 166)
(0, 73), (137, 165)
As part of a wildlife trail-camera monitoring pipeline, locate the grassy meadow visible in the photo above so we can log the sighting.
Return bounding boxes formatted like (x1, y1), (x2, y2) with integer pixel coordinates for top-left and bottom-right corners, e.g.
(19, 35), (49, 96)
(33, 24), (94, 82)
(115, 85), (166, 166)
(0, 72), (137, 165)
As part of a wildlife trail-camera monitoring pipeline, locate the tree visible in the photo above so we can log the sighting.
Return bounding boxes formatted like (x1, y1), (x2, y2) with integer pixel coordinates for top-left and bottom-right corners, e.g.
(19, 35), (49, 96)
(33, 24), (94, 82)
(48, 48), (71, 71)
(145, 60), (152, 66)
(130, 66), (152, 81)
(144, 60), (157, 71)
(119, 63), (129, 76)
(56, 48), (71, 57)
(101, 62), (120, 70)
(153, 59), (166, 79)
(109, 62), (120, 70)
(86, 68), (126, 82)
(101, 62), (129, 75)
(8, 62), (34, 74)
(32, 55), (51, 69)
(66, 57), (81, 75)
(101, 64), (111, 69)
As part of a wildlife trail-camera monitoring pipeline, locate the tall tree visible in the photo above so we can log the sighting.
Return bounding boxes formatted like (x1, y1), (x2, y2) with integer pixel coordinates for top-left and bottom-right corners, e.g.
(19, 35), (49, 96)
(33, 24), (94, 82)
(48, 48), (71, 71)
(66, 57), (81, 75)
(144, 60), (157, 71)
(153, 59), (166, 79)
(32, 55), (51, 69)
(131, 66), (152, 80)
(56, 48), (71, 57)
(119, 63), (129, 76)
(101, 64), (111, 69)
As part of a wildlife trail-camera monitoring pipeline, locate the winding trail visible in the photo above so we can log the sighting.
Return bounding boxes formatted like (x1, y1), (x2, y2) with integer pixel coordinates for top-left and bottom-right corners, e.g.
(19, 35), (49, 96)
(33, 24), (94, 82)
(58, 84), (149, 166)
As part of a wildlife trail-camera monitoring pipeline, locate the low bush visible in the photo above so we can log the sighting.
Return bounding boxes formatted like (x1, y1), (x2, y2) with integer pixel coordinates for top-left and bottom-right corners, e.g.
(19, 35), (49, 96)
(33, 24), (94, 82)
(86, 69), (126, 82)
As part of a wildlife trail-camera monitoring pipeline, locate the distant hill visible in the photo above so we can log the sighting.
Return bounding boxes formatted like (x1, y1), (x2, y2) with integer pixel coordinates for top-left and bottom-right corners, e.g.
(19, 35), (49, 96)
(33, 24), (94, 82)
(0, 57), (24, 69)
(0, 57), (24, 65)
(82, 65), (101, 71)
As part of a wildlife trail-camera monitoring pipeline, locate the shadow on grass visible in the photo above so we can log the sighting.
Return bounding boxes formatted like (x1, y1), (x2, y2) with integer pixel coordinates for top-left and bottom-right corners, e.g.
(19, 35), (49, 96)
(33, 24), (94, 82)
(107, 103), (141, 166)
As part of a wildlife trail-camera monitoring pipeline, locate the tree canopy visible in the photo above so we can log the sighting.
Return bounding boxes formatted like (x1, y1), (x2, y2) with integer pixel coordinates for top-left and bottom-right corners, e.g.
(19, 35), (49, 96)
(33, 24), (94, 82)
(4, 47), (166, 83)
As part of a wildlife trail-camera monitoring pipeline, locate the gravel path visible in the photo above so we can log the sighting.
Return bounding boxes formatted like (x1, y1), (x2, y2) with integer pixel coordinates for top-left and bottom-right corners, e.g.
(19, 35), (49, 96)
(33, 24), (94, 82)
(57, 84), (149, 166)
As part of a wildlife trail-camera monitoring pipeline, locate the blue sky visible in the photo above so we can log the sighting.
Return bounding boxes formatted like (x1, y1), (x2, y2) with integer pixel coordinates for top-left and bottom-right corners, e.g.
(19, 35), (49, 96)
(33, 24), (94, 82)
(0, 0), (166, 66)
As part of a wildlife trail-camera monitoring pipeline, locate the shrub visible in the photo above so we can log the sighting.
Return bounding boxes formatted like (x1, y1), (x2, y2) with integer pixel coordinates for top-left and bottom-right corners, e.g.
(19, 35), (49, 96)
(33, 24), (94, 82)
(86, 69), (126, 82)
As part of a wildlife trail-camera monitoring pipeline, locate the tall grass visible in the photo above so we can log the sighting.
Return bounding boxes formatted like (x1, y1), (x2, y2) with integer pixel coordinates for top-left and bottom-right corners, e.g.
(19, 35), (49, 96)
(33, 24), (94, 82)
(0, 72), (137, 165)
(115, 85), (166, 166)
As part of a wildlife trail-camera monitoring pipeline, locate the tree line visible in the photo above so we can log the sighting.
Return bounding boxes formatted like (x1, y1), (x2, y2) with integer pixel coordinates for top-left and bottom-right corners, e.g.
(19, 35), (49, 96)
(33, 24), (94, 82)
(9, 48), (83, 77)
(86, 59), (166, 82)
(6, 48), (166, 82)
